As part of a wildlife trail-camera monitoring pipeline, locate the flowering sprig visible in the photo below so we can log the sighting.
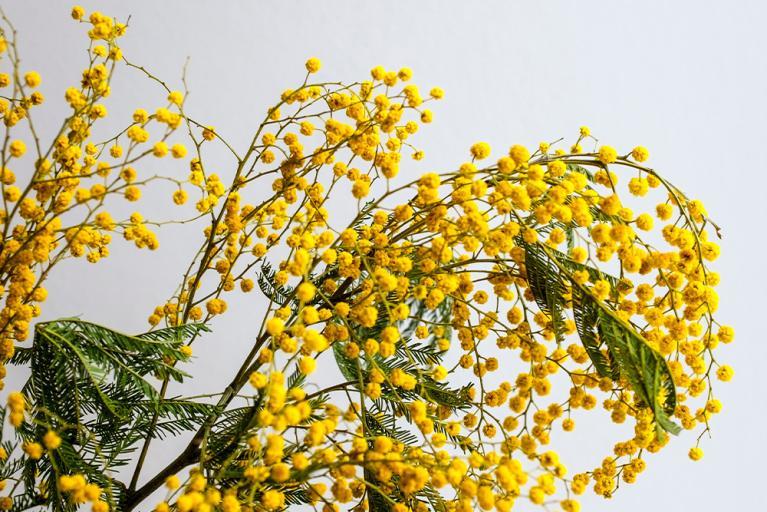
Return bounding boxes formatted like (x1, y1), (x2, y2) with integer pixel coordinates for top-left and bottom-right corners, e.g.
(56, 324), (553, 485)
(0, 6), (734, 512)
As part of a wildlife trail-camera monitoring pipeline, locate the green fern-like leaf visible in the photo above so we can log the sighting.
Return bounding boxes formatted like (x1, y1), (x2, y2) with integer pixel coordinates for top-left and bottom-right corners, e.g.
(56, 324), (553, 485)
(523, 243), (680, 434)
(9, 319), (213, 510)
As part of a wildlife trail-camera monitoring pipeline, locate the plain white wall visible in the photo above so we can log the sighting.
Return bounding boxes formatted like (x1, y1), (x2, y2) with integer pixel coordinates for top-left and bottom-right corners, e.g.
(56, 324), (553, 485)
(2, 1), (765, 510)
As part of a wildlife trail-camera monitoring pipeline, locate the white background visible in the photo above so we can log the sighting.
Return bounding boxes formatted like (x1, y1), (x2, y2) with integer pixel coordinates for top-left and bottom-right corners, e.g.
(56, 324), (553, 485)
(3, 1), (766, 510)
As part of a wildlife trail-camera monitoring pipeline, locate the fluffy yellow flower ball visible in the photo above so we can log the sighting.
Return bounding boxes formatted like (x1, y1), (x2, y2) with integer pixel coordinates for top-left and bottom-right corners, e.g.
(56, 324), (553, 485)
(305, 57), (322, 74)
(71, 5), (85, 20)
(9, 140), (26, 158)
(165, 475), (181, 490)
(43, 430), (62, 450)
(429, 87), (444, 99)
(631, 145), (650, 162)
(296, 282), (316, 302)
(597, 145), (618, 164)
(167, 90), (184, 106)
(470, 142), (491, 160)
(688, 447), (703, 461)
(24, 71), (41, 88)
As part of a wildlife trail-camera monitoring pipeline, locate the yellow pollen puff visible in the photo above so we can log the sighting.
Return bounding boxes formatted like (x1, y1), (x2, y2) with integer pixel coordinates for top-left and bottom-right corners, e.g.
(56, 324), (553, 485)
(23, 442), (43, 460)
(470, 142), (491, 160)
(371, 65), (385, 81)
(250, 372), (268, 389)
(71, 5), (85, 20)
(205, 298), (227, 315)
(43, 430), (62, 450)
(266, 317), (285, 336)
(509, 144), (530, 166)
(688, 447), (703, 461)
(9, 140), (26, 158)
(270, 462), (290, 482)
(153, 141), (169, 157)
(429, 87), (444, 99)
(296, 282), (316, 302)
(171, 144), (187, 158)
(124, 186), (141, 202)
(172, 189), (188, 205)
(261, 489), (285, 510)
(305, 57), (322, 74)
(298, 356), (316, 374)
(631, 146), (650, 162)
(202, 126), (216, 141)
(167, 90), (184, 105)
(133, 108), (149, 123)
(636, 213), (654, 231)
(398, 67), (413, 81)
(24, 71), (42, 88)
(716, 365), (733, 382)
(165, 475), (181, 490)
(597, 145), (618, 164)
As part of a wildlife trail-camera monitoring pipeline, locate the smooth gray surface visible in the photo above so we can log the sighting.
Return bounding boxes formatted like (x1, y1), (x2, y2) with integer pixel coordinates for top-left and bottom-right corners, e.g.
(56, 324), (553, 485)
(2, 1), (765, 510)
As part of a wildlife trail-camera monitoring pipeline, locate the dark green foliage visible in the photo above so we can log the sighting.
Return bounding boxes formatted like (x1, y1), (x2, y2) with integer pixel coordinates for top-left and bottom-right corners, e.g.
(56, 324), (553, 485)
(203, 404), (261, 481)
(571, 285), (620, 379)
(9, 319), (215, 511)
(522, 242), (681, 435)
(596, 309), (680, 435)
(524, 242), (568, 342)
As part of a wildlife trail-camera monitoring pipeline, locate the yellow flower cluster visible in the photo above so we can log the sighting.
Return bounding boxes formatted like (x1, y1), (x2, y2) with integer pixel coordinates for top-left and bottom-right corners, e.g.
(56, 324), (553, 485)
(137, 51), (732, 508)
(58, 474), (109, 512)
(135, 53), (730, 509)
(6, 391), (24, 427)
(0, 7), (193, 390)
(0, 7), (734, 512)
